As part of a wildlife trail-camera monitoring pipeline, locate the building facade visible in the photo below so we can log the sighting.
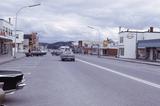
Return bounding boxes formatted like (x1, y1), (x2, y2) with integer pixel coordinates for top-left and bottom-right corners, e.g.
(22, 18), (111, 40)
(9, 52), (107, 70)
(0, 19), (14, 56)
(77, 40), (118, 56)
(24, 33), (39, 52)
(78, 40), (103, 55)
(14, 30), (24, 53)
(118, 27), (160, 61)
(137, 39), (160, 61)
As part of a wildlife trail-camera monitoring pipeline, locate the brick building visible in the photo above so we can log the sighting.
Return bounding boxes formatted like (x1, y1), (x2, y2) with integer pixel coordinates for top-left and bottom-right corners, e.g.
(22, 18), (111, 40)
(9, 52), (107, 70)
(24, 32), (39, 52)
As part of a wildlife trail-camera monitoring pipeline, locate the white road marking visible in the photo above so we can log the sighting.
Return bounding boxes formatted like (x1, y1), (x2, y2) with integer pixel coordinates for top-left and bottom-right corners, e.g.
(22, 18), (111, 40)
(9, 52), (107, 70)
(77, 58), (160, 89)
(24, 72), (31, 75)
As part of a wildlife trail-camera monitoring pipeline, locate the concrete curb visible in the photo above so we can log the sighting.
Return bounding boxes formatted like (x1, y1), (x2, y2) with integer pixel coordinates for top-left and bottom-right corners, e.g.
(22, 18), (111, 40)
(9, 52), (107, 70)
(0, 56), (25, 65)
(100, 56), (160, 66)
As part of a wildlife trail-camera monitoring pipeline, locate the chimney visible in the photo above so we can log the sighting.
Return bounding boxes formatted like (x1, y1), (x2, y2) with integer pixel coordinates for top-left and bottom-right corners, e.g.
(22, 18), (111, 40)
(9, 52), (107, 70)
(119, 26), (121, 33)
(149, 27), (154, 32)
(9, 18), (11, 24)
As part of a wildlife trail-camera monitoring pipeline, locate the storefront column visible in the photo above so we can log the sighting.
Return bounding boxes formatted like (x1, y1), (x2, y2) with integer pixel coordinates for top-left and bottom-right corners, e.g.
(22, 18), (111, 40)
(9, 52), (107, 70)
(149, 48), (153, 61)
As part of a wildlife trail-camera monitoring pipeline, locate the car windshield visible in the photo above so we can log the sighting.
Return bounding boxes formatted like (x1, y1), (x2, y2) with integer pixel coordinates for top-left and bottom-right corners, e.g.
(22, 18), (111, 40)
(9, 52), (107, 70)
(1, 1), (160, 106)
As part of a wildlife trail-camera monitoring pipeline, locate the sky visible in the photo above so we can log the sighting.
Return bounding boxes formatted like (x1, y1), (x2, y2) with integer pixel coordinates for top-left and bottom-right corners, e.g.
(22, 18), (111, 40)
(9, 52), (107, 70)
(1, 0), (160, 43)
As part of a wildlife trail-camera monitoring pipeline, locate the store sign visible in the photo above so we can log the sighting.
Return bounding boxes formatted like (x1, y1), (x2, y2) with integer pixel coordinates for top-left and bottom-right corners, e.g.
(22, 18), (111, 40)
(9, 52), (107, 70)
(127, 33), (135, 39)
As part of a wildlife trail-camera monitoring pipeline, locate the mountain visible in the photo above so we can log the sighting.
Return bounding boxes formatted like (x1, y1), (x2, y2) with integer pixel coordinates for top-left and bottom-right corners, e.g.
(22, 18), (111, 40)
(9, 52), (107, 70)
(47, 41), (74, 49)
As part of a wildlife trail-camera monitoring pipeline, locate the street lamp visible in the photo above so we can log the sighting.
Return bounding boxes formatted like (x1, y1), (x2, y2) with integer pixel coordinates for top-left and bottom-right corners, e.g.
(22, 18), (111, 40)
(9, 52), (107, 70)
(13, 3), (41, 58)
(88, 26), (101, 57)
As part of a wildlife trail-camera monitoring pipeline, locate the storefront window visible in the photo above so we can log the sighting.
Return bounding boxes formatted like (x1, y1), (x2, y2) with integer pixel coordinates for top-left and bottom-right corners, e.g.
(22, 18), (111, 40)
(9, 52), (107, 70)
(120, 37), (124, 43)
(119, 48), (124, 56)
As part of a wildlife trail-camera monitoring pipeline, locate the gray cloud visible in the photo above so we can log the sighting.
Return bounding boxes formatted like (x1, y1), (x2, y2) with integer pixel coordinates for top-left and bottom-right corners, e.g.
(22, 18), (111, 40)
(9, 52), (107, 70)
(1, 0), (160, 42)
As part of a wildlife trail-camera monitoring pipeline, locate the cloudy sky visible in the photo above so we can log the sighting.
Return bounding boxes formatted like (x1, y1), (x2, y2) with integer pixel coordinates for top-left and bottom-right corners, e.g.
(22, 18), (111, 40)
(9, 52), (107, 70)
(1, 0), (160, 43)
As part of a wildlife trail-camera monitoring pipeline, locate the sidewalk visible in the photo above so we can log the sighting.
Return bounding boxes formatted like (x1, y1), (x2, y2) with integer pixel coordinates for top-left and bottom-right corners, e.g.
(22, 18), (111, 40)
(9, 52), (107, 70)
(100, 56), (160, 66)
(0, 53), (25, 65)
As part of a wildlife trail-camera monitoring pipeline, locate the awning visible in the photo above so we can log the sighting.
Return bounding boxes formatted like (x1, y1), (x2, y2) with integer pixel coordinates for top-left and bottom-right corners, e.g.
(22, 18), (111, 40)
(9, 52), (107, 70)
(0, 36), (13, 41)
(138, 39), (160, 48)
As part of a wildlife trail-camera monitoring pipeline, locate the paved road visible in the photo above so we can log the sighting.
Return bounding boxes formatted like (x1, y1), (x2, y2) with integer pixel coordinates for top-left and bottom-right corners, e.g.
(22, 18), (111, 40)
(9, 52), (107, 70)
(0, 54), (160, 106)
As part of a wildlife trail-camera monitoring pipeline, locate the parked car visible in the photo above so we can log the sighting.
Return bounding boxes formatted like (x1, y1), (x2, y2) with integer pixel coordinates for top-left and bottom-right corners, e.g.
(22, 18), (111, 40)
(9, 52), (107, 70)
(25, 52), (32, 57)
(25, 50), (47, 57)
(0, 70), (26, 94)
(32, 51), (47, 56)
(51, 50), (62, 56)
(60, 49), (75, 61)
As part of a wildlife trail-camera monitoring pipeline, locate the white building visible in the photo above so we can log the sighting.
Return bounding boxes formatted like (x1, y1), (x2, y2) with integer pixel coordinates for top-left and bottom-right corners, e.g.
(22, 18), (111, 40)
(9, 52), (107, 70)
(118, 27), (160, 61)
(0, 18), (14, 56)
(15, 30), (24, 52)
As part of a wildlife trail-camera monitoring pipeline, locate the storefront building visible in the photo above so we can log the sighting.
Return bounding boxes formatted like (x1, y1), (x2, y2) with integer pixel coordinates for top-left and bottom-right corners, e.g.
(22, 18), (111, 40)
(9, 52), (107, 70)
(0, 19), (13, 56)
(118, 27), (160, 61)
(24, 32), (39, 52)
(137, 39), (160, 61)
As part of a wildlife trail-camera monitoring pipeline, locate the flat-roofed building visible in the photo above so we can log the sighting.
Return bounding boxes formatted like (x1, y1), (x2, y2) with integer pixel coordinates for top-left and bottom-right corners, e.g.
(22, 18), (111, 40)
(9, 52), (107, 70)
(24, 32), (39, 52)
(118, 27), (160, 61)
(0, 18), (14, 56)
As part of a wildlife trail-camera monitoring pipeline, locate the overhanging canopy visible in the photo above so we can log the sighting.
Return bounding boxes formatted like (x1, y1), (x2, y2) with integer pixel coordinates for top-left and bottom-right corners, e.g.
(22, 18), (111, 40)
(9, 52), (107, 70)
(138, 39), (160, 48)
(0, 36), (13, 41)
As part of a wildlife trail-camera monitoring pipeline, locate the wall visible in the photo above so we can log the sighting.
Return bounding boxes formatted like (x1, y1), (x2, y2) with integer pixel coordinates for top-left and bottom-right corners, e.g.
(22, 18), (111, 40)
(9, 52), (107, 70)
(15, 31), (24, 43)
(23, 39), (29, 52)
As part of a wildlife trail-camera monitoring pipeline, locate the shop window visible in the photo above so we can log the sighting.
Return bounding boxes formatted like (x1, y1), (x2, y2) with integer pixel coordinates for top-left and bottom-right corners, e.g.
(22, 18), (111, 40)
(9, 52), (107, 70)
(120, 37), (124, 43)
(119, 48), (124, 56)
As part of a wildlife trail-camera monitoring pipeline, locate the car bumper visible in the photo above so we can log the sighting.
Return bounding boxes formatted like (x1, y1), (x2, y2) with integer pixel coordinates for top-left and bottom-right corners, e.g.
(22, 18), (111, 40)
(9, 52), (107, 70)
(61, 56), (75, 59)
(17, 80), (26, 90)
(5, 79), (26, 94)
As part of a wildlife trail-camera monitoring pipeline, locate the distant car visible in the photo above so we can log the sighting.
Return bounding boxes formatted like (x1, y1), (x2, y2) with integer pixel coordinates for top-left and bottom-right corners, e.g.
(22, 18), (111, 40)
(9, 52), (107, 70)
(25, 50), (47, 57)
(51, 50), (62, 56)
(0, 70), (26, 94)
(25, 52), (32, 57)
(32, 51), (47, 56)
(59, 46), (70, 53)
(60, 49), (75, 61)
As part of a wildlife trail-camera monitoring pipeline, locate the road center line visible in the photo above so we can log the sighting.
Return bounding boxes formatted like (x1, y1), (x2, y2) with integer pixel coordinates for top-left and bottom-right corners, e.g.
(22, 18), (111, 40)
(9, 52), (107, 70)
(77, 58), (160, 89)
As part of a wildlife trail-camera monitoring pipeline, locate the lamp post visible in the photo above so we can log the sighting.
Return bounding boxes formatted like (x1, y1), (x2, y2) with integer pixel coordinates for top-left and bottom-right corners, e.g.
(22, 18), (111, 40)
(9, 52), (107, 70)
(88, 26), (101, 57)
(13, 3), (40, 58)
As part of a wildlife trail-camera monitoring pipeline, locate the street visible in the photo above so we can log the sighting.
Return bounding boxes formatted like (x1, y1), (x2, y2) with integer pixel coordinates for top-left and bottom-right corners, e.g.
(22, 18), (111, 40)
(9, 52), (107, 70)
(0, 54), (160, 106)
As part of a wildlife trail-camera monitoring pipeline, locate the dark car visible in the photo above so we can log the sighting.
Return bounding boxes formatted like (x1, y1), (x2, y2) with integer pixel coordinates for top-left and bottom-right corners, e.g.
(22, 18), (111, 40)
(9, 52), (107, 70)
(0, 70), (25, 94)
(51, 50), (62, 56)
(25, 51), (47, 57)
(32, 51), (47, 56)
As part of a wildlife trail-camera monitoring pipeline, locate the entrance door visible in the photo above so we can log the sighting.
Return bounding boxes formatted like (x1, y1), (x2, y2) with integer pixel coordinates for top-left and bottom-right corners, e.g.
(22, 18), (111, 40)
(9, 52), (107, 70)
(157, 48), (160, 62)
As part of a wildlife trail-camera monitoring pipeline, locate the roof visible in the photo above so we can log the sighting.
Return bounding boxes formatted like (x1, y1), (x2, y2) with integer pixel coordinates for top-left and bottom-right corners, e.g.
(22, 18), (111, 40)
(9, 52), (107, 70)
(120, 31), (160, 34)
(138, 39), (160, 48)
(0, 19), (13, 25)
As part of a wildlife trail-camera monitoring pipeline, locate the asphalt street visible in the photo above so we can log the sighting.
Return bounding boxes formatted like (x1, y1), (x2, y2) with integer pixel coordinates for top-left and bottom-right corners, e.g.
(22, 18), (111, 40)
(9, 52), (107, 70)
(0, 54), (160, 106)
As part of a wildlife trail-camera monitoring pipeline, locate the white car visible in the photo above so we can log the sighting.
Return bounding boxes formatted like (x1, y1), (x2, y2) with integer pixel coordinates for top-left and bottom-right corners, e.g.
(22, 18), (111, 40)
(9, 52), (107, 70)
(60, 50), (75, 61)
